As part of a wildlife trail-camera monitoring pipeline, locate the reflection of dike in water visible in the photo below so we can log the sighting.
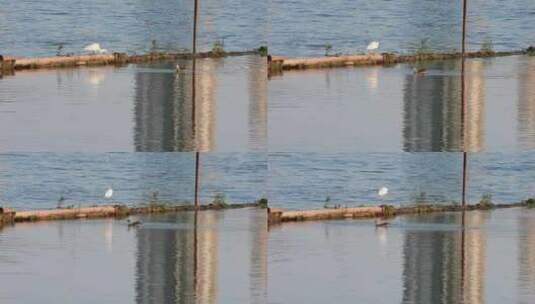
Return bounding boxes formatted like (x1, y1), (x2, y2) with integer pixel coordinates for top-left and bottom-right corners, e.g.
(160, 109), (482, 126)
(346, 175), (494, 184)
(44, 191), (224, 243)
(402, 212), (488, 304)
(518, 58), (535, 150)
(403, 60), (487, 152)
(135, 211), (268, 304)
(134, 57), (268, 152)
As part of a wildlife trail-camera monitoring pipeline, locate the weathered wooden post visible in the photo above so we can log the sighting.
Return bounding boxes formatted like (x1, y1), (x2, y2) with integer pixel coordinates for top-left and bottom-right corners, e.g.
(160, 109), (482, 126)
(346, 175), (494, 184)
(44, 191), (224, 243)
(267, 208), (283, 225)
(113, 52), (128, 65)
(0, 207), (16, 229)
(0, 55), (16, 76)
(267, 55), (284, 77)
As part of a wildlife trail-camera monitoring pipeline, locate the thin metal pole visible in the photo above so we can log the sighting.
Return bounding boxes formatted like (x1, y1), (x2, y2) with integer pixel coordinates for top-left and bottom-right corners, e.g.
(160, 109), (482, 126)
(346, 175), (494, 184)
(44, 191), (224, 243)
(193, 209), (199, 297)
(461, 0), (468, 208)
(460, 208), (466, 299)
(462, 152), (468, 207)
(192, 0), (200, 209)
(460, 1), (468, 297)
(194, 151), (200, 208)
(192, 0), (199, 124)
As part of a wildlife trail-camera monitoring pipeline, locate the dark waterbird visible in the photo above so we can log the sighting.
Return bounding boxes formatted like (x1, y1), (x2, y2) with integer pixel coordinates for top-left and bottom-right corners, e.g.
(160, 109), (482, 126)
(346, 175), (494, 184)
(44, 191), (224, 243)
(375, 218), (390, 228)
(412, 67), (427, 75)
(127, 219), (142, 228)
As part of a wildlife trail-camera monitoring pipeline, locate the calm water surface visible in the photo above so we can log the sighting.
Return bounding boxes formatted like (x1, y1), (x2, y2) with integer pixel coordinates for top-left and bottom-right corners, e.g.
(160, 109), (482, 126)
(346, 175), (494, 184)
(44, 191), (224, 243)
(0, 0), (268, 57)
(269, 152), (535, 209)
(1, 0), (533, 57)
(269, 0), (535, 56)
(268, 207), (535, 303)
(0, 208), (268, 304)
(2, 55), (534, 153)
(1, 207), (535, 303)
(269, 55), (535, 152)
(0, 152), (532, 210)
(0, 55), (267, 152)
(0, 153), (267, 210)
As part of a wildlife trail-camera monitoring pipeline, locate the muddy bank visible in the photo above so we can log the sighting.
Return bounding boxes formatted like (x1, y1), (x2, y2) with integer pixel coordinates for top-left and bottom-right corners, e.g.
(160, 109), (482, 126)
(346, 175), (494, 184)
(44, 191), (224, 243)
(0, 48), (262, 74)
(268, 199), (534, 224)
(269, 48), (531, 73)
(10, 201), (263, 223)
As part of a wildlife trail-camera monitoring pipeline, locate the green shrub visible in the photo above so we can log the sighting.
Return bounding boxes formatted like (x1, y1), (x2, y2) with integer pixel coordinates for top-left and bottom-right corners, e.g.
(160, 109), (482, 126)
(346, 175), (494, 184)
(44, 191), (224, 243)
(324, 44), (333, 56)
(479, 193), (494, 209)
(211, 40), (225, 56)
(258, 46), (268, 57)
(409, 38), (433, 55)
(212, 193), (228, 208)
(257, 197), (268, 208)
(480, 38), (495, 54)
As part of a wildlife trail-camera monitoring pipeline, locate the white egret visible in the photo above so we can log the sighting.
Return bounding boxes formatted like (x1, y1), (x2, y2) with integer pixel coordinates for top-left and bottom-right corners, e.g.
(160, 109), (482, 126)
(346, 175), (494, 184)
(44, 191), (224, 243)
(84, 43), (108, 54)
(104, 187), (114, 199)
(378, 186), (389, 198)
(376, 187), (390, 228)
(367, 41), (380, 52)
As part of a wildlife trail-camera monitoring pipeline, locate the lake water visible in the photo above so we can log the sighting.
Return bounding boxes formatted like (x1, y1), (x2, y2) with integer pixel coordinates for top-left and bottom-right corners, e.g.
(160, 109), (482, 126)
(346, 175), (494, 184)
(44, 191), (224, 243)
(1, 207), (535, 303)
(269, 55), (535, 152)
(0, 55), (267, 152)
(1, 55), (534, 153)
(268, 0), (535, 56)
(0, 55), (534, 210)
(0, 0), (269, 57)
(0, 152), (532, 210)
(0, 153), (267, 210)
(0, 0), (533, 57)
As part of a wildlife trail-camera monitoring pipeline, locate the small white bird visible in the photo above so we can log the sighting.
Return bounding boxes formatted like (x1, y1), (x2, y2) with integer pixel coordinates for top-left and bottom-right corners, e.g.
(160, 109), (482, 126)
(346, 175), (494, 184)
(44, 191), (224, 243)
(378, 186), (389, 198)
(84, 43), (108, 54)
(105, 187), (114, 199)
(367, 41), (380, 52)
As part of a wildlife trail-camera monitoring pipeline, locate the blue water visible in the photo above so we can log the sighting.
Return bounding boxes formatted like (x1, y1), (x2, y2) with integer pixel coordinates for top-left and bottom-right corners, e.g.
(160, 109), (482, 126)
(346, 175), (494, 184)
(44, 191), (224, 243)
(1, 0), (533, 57)
(0, 152), (532, 210)
(268, 0), (535, 56)
(268, 152), (535, 209)
(0, 153), (267, 210)
(0, 0), (268, 57)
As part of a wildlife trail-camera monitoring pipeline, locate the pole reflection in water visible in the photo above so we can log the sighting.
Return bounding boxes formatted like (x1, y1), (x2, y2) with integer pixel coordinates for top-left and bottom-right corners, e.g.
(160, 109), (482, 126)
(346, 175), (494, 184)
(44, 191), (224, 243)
(134, 209), (268, 304)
